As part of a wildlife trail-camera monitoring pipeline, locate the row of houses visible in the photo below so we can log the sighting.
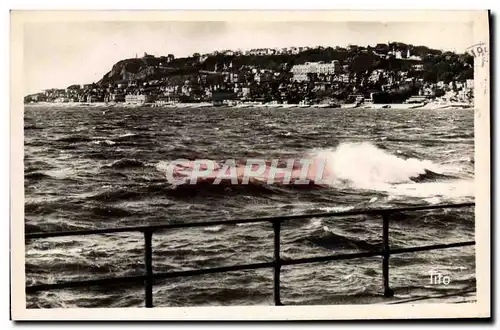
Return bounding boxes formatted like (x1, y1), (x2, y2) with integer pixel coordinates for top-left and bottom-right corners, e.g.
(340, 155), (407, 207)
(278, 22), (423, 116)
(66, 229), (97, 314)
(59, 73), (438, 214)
(208, 46), (315, 57)
(29, 72), (474, 105)
(375, 48), (423, 61)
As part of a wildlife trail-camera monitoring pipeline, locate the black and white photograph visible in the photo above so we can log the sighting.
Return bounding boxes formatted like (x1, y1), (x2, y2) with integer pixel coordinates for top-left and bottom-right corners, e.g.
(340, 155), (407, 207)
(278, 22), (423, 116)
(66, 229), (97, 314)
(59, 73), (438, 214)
(10, 10), (490, 320)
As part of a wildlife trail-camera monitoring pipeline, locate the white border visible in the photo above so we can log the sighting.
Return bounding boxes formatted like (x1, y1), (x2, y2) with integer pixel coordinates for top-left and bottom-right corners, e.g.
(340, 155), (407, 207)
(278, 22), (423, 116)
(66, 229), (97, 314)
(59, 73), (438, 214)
(9, 9), (491, 321)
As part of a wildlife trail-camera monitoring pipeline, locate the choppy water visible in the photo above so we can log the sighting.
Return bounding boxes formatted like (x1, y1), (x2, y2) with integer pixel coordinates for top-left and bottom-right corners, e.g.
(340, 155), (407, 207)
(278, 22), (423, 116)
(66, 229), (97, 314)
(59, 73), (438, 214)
(24, 105), (475, 308)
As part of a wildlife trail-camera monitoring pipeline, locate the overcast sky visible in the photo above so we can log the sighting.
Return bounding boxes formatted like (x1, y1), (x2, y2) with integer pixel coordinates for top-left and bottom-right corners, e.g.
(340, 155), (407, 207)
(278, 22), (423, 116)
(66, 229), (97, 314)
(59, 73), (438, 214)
(24, 21), (473, 94)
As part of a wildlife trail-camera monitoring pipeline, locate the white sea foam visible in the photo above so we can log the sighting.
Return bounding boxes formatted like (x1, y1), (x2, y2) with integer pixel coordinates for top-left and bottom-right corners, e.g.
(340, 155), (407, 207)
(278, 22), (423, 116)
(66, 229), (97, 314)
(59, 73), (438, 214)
(385, 179), (474, 201)
(203, 225), (223, 233)
(118, 133), (137, 138)
(45, 167), (76, 179)
(308, 142), (473, 201)
(92, 139), (116, 145)
(306, 218), (323, 229)
(310, 142), (440, 187)
(318, 206), (355, 213)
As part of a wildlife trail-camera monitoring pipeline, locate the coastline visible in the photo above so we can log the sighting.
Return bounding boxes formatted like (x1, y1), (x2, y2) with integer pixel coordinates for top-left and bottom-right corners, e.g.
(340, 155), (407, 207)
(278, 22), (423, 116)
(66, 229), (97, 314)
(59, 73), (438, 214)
(24, 101), (473, 110)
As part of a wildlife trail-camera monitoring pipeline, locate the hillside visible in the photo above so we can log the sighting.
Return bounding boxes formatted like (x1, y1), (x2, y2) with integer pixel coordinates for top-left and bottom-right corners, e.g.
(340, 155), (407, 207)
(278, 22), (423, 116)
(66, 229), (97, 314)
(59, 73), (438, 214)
(96, 43), (474, 87)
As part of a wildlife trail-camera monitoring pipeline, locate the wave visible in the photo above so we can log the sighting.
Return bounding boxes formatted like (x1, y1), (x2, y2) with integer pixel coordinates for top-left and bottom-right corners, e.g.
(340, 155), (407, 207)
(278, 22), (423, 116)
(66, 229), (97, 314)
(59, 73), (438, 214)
(385, 180), (474, 203)
(318, 205), (356, 213)
(386, 137), (473, 145)
(153, 142), (472, 201)
(89, 205), (134, 218)
(26, 197), (134, 221)
(25, 169), (81, 182)
(24, 219), (91, 234)
(25, 171), (52, 180)
(300, 228), (380, 251)
(409, 169), (457, 183)
(305, 218), (324, 229)
(25, 260), (117, 275)
(311, 142), (474, 202)
(24, 124), (44, 130)
(56, 135), (92, 143)
(157, 148), (209, 161)
(25, 161), (54, 173)
(25, 199), (84, 216)
(92, 139), (116, 146)
(441, 133), (474, 139)
(114, 133), (145, 141)
(103, 159), (146, 169)
(164, 180), (278, 198)
(44, 168), (78, 180)
(203, 225), (224, 233)
(85, 178), (280, 203)
(86, 188), (143, 202)
(87, 151), (128, 160)
(308, 142), (456, 188)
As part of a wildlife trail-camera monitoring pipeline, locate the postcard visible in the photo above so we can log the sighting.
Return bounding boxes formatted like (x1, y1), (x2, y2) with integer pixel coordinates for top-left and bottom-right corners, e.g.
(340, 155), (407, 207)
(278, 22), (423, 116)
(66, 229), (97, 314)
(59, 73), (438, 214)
(10, 9), (490, 320)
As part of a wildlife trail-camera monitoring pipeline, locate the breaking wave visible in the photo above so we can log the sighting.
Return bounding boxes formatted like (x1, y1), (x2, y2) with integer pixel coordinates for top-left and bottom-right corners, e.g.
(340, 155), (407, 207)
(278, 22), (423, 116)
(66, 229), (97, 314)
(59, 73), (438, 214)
(309, 142), (444, 188)
(154, 142), (472, 201)
(103, 159), (146, 169)
(309, 142), (474, 202)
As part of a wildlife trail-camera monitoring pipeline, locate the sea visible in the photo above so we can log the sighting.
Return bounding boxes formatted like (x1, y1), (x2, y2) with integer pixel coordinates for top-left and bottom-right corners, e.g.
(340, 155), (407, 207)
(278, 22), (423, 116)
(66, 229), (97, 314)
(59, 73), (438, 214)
(24, 105), (475, 308)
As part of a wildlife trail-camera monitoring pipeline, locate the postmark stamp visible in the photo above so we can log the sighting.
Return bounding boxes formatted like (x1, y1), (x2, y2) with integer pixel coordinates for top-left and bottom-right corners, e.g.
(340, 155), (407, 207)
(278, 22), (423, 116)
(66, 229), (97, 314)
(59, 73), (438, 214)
(466, 42), (488, 68)
(466, 41), (489, 118)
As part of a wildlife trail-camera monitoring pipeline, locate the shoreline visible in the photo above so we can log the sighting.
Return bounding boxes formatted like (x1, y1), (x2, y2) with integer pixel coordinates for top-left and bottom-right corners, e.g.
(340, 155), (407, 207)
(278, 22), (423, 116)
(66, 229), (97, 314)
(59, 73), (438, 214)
(24, 101), (474, 110)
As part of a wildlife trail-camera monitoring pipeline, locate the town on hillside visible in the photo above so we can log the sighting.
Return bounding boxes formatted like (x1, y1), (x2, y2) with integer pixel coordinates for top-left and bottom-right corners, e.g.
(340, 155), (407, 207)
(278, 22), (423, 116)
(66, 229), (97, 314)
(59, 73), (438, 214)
(25, 42), (475, 108)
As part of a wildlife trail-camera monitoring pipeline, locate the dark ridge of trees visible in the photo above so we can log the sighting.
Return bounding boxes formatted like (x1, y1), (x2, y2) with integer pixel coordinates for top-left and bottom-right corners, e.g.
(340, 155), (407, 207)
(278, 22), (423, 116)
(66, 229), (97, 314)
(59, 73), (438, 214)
(97, 42), (474, 87)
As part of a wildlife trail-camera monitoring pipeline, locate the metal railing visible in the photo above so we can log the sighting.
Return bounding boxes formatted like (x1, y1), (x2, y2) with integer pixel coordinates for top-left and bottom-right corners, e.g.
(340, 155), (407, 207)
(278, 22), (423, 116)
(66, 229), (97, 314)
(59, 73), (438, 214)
(25, 202), (475, 307)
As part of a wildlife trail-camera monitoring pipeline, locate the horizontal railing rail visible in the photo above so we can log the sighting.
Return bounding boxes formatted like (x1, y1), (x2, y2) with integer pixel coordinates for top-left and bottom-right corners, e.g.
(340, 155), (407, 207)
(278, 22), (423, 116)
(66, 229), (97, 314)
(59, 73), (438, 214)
(24, 202), (475, 307)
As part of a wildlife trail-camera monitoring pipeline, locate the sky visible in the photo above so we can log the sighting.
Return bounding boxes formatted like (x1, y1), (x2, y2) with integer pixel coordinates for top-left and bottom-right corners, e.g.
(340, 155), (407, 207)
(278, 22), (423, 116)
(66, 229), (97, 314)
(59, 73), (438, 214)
(23, 21), (474, 95)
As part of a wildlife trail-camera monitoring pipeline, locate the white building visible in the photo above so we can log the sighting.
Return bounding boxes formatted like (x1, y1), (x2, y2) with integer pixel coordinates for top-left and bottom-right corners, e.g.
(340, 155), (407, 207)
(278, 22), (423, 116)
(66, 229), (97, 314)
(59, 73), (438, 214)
(412, 64), (425, 71)
(242, 87), (251, 98)
(125, 94), (156, 104)
(290, 60), (341, 82)
(406, 49), (423, 61)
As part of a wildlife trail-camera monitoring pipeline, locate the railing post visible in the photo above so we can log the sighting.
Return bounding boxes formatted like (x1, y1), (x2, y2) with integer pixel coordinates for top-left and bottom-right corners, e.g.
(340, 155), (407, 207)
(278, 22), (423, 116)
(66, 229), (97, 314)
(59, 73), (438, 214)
(144, 230), (154, 308)
(382, 213), (394, 297)
(273, 220), (283, 306)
